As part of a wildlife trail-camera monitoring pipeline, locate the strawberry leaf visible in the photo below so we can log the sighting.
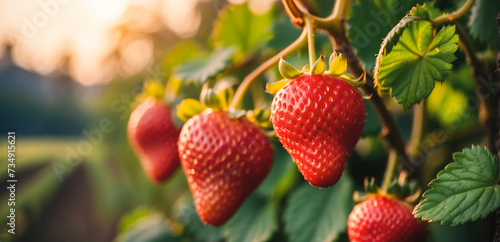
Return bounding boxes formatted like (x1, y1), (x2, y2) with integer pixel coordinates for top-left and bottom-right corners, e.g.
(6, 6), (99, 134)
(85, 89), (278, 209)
(414, 146), (500, 226)
(212, 3), (275, 55)
(347, 0), (425, 71)
(373, 4), (444, 76)
(222, 194), (278, 242)
(376, 21), (459, 110)
(173, 48), (234, 85)
(161, 41), (202, 79)
(468, 0), (500, 48)
(409, 4), (442, 19)
(284, 174), (354, 242)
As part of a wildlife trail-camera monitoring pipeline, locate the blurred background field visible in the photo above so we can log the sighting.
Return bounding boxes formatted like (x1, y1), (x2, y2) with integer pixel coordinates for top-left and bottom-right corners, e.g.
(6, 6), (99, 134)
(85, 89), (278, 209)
(0, 0), (495, 241)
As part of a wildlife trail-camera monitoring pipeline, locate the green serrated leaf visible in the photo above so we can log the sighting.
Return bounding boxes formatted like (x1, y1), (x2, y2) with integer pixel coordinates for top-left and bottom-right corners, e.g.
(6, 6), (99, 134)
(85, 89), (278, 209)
(212, 3), (275, 55)
(468, 0), (500, 48)
(266, 79), (292, 94)
(414, 145), (500, 226)
(284, 174), (354, 242)
(310, 55), (326, 74)
(177, 99), (205, 122)
(377, 22), (459, 110)
(347, 0), (425, 71)
(279, 58), (303, 79)
(174, 48), (234, 85)
(373, 14), (421, 79)
(161, 41), (202, 78)
(410, 4), (442, 19)
(222, 195), (278, 242)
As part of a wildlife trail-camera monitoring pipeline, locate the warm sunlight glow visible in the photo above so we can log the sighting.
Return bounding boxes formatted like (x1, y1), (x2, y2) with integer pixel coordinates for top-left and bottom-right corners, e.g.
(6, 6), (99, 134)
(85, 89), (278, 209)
(162, 0), (201, 38)
(0, 0), (272, 85)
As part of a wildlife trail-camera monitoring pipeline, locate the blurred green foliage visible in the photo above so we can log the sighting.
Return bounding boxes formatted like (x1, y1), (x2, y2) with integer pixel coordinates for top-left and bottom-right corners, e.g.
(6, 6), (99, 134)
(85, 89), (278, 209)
(1, 0), (496, 241)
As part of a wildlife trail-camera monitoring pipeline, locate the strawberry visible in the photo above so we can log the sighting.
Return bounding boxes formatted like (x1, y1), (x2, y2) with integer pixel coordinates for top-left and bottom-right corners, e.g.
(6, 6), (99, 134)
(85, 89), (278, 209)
(347, 196), (427, 242)
(271, 74), (365, 187)
(178, 109), (273, 226)
(128, 96), (180, 183)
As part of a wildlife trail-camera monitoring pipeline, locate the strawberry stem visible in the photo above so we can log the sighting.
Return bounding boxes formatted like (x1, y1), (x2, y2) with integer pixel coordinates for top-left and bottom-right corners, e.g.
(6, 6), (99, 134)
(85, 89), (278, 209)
(306, 0), (346, 34)
(309, 0), (412, 169)
(164, 78), (182, 103)
(199, 82), (209, 107)
(432, 0), (475, 26)
(381, 149), (398, 194)
(304, 14), (316, 68)
(281, 0), (304, 28)
(229, 28), (308, 110)
(408, 101), (426, 163)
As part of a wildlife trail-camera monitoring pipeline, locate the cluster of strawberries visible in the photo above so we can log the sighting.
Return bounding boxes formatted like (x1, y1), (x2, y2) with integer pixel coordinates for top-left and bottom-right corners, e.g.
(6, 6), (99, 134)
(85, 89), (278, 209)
(128, 71), (426, 241)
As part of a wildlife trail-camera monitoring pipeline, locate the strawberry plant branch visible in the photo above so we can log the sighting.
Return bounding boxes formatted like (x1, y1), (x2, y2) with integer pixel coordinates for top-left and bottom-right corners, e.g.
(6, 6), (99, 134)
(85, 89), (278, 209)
(455, 23), (490, 123)
(304, 14), (316, 67)
(408, 101), (427, 162)
(454, 22), (498, 156)
(199, 81), (209, 106)
(321, 22), (410, 166)
(432, 0), (476, 26)
(229, 28), (308, 110)
(307, 0), (347, 34)
(281, 0), (304, 27)
(250, 81), (268, 109)
(381, 149), (398, 194)
(494, 13), (500, 241)
(296, 0), (410, 185)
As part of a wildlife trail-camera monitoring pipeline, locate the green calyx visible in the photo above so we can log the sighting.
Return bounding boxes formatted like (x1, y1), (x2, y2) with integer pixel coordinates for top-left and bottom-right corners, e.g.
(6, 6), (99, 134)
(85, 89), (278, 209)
(353, 172), (421, 204)
(267, 51), (364, 94)
(130, 79), (166, 110)
(177, 98), (205, 122)
(246, 109), (272, 129)
(279, 57), (303, 79)
(177, 80), (237, 122)
(143, 79), (165, 100)
(386, 171), (420, 203)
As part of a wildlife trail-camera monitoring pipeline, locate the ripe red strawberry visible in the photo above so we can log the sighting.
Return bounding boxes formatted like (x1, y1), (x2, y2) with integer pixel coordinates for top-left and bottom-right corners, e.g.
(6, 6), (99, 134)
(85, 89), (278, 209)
(347, 196), (427, 242)
(128, 96), (180, 183)
(178, 109), (273, 226)
(271, 74), (365, 187)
